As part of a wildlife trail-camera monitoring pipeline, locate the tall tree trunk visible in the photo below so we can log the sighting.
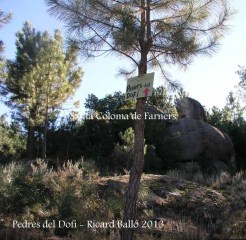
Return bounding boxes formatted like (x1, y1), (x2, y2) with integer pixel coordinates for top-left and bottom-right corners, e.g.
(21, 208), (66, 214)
(122, 97), (146, 240)
(122, 1), (151, 238)
(27, 108), (37, 159)
(122, 51), (147, 240)
(27, 124), (35, 159)
(42, 95), (49, 159)
(42, 115), (48, 160)
(42, 104), (48, 160)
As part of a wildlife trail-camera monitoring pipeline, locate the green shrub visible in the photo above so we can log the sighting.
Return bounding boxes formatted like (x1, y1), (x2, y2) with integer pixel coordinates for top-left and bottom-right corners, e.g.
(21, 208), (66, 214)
(112, 127), (135, 170)
(0, 116), (26, 163)
(0, 160), (52, 216)
(0, 159), (117, 238)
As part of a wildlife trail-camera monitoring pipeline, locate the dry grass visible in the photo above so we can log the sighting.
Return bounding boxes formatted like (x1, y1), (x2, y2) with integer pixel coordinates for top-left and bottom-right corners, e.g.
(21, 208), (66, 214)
(0, 161), (245, 240)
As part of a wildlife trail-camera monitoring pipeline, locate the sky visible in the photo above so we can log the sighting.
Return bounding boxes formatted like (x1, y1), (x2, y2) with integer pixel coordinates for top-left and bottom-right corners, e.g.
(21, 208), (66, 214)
(0, 0), (246, 119)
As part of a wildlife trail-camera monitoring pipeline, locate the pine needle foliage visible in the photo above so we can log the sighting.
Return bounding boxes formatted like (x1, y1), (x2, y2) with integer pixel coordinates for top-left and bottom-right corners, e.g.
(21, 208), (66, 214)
(45, 0), (233, 82)
(5, 22), (83, 158)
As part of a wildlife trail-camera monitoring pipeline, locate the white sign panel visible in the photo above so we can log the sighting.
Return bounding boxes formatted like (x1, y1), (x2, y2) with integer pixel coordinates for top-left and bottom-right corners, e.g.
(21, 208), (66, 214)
(125, 72), (154, 100)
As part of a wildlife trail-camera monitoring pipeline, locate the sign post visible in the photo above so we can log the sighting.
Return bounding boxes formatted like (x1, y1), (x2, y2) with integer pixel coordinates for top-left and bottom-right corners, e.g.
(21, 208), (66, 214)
(125, 72), (154, 100)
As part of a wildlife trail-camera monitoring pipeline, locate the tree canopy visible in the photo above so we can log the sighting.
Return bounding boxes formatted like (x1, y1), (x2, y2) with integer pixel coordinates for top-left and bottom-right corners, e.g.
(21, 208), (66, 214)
(0, 8), (12, 97)
(4, 22), (83, 158)
(236, 66), (246, 109)
(45, 0), (232, 83)
(0, 8), (12, 59)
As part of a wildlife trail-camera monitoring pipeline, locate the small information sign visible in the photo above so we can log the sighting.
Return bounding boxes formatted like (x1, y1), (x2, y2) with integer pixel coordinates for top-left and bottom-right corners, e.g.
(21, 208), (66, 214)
(125, 72), (154, 100)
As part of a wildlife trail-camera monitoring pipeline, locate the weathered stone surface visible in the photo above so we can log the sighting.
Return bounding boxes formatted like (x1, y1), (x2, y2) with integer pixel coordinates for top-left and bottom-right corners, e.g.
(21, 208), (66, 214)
(176, 97), (207, 121)
(145, 98), (235, 172)
(168, 118), (235, 170)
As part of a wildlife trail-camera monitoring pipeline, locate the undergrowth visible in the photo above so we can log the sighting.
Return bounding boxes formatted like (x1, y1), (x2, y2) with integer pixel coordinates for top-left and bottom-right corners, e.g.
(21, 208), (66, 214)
(0, 160), (245, 239)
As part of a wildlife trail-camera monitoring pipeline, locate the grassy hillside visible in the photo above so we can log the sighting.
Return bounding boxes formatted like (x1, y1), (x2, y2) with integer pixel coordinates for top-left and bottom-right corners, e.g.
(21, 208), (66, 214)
(0, 160), (245, 240)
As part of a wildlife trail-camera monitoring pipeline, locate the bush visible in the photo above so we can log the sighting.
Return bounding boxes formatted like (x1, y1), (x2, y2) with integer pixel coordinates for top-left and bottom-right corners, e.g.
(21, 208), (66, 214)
(0, 159), (115, 239)
(0, 116), (26, 163)
(111, 127), (135, 171)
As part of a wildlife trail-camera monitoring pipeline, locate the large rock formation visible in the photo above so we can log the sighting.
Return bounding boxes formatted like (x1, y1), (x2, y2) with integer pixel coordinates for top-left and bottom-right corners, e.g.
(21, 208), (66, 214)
(169, 118), (235, 169)
(168, 97), (235, 172)
(176, 97), (207, 121)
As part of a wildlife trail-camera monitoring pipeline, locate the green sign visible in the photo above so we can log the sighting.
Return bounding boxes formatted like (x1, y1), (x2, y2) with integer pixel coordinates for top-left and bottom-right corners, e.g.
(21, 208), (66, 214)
(125, 72), (154, 100)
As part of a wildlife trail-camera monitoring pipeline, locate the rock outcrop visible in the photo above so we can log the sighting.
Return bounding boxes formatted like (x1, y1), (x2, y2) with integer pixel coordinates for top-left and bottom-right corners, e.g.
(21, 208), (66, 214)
(168, 97), (235, 172)
(176, 97), (207, 121)
(169, 118), (235, 170)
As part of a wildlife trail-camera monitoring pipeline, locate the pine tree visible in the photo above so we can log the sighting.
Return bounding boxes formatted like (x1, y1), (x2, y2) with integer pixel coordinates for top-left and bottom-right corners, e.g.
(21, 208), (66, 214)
(45, 1), (233, 239)
(236, 66), (246, 110)
(0, 8), (12, 97)
(222, 91), (244, 125)
(5, 22), (83, 159)
(0, 8), (11, 59)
